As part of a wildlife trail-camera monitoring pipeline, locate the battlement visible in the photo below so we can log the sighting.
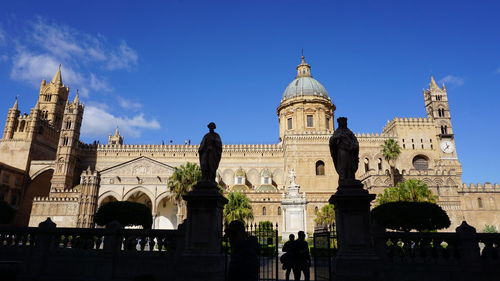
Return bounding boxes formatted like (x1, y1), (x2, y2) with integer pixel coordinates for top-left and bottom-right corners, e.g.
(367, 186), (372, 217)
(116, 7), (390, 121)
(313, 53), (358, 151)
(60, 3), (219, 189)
(81, 143), (283, 153)
(383, 117), (434, 134)
(459, 183), (500, 192)
(33, 195), (80, 202)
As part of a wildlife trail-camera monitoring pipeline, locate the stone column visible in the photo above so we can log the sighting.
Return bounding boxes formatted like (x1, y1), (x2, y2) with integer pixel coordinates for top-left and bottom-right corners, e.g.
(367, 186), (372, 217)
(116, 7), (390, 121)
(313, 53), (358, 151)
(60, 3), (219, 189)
(281, 182), (307, 239)
(329, 181), (383, 281)
(175, 181), (228, 281)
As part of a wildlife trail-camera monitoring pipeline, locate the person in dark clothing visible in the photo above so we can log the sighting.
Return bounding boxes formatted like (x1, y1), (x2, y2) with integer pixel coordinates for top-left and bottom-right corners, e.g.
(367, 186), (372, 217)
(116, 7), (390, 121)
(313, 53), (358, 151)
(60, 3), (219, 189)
(225, 220), (259, 281)
(292, 231), (310, 281)
(281, 234), (296, 281)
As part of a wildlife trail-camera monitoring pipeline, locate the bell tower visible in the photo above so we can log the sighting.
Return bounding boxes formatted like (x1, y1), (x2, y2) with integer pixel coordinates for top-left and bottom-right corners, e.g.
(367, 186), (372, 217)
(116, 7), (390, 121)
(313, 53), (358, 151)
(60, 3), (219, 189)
(38, 65), (69, 129)
(424, 76), (459, 161)
(51, 92), (84, 190)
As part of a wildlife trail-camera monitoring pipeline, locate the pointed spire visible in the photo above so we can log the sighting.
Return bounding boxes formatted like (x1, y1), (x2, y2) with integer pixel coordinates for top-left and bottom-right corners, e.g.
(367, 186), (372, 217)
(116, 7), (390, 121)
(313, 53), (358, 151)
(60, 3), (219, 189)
(114, 126), (120, 136)
(51, 64), (63, 85)
(12, 97), (18, 110)
(73, 89), (80, 104)
(429, 76), (439, 90)
(296, 54), (312, 78)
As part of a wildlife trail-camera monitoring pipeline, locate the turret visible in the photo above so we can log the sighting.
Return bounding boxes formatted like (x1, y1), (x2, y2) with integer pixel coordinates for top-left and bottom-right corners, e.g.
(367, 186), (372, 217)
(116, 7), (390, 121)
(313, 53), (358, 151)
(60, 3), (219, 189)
(2, 98), (20, 139)
(108, 127), (124, 145)
(50, 91), (84, 190)
(37, 65), (69, 128)
(77, 168), (100, 228)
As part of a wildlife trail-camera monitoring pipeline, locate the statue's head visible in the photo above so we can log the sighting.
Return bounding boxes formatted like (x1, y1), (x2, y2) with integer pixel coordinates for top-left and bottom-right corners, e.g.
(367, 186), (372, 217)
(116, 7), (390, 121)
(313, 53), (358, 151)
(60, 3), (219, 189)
(337, 117), (348, 129)
(207, 122), (216, 130)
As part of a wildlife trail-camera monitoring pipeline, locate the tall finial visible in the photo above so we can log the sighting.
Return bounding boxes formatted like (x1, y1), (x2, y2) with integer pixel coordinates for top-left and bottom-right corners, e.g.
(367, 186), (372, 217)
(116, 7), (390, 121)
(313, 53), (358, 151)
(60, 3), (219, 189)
(12, 96), (19, 110)
(51, 64), (63, 85)
(429, 76), (439, 90)
(73, 89), (80, 104)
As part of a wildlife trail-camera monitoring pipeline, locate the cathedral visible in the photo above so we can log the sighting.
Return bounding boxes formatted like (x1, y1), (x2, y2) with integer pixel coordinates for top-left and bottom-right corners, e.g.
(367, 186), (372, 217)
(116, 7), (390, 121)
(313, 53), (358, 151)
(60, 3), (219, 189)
(1, 57), (499, 235)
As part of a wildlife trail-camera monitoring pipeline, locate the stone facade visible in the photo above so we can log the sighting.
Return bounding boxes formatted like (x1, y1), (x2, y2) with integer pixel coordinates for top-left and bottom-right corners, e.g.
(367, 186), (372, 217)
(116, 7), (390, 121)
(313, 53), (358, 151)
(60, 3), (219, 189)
(0, 57), (498, 235)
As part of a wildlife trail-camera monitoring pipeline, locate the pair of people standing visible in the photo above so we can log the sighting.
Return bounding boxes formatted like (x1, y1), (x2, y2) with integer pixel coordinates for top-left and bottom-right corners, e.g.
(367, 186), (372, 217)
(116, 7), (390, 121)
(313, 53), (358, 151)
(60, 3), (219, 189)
(281, 231), (311, 281)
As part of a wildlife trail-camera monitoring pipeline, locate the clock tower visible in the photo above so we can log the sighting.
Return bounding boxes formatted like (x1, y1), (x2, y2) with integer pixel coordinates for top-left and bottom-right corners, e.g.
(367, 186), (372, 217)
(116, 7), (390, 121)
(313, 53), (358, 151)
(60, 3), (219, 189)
(423, 76), (460, 163)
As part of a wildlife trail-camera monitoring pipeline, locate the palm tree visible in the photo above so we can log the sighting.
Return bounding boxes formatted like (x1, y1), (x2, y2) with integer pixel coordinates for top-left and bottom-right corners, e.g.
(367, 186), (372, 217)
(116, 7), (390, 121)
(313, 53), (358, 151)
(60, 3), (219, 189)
(377, 179), (437, 205)
(223, 192), (254, 225)
(167, 162), (202, 222)
(314, 204), (335, 228)
(380, 138), (402, 186)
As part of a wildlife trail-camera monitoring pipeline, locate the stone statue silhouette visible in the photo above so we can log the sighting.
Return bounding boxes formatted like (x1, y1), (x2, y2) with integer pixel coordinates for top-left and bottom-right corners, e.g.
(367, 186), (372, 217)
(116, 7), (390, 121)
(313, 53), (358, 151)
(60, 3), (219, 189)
(329, 117), (359, 185)
(199, 122), (222, 183)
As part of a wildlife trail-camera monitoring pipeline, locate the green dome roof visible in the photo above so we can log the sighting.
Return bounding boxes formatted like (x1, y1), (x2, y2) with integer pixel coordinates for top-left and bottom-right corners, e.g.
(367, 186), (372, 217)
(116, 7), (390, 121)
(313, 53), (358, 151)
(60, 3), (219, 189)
(282, 56), (330, 101)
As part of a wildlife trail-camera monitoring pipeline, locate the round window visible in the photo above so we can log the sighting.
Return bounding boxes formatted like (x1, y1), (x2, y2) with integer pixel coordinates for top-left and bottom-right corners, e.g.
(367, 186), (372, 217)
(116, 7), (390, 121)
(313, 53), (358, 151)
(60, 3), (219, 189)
(412, 155), (429, 170)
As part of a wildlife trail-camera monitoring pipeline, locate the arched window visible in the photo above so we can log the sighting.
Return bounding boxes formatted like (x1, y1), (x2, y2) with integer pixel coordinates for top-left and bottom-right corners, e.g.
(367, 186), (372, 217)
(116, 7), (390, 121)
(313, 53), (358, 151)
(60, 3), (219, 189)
(315, 160), (325, 175)
(65, 119), (72, 129)
(44, 94), (51, 101)
(277, 207), (281, 215)
(364, 158), (370, 173)
(314, 206), (319, 215)
(412, 155), (429, 170)
(262, 207), (266, 215)
(441, 125), (448, 135)
(478, 197), (483, 208)
(63, 136), (69, 146)
(377, 158), (383, 171)
(38, 126), (44, 135)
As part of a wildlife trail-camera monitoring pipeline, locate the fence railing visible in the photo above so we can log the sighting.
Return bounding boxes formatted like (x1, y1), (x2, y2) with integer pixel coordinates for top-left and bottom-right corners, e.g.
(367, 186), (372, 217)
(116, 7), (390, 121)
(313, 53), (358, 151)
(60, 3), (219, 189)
(0, 219), (178, 254)
(372, 222), (500, 265)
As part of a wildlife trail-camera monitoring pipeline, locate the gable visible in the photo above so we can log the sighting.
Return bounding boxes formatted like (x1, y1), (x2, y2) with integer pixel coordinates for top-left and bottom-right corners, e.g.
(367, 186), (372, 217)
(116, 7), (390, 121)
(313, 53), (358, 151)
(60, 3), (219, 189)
(99, 156), (175, 177)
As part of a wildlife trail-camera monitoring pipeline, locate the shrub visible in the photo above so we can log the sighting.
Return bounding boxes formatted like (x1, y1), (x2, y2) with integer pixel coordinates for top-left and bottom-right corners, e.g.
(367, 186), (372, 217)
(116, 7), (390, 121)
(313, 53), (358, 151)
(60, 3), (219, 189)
(483, 225), (498, 233)
(0, 200), (16, 224)
(94, 201), (152, 229)
(371, 201), (450, 232)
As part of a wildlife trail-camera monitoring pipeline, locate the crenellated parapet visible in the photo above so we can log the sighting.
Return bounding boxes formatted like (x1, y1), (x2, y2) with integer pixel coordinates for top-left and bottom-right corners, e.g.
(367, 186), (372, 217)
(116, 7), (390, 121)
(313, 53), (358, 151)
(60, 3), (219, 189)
(383, 117), (434, 134)
(33, 196), (80, 202)
(459, 183), (500, 193)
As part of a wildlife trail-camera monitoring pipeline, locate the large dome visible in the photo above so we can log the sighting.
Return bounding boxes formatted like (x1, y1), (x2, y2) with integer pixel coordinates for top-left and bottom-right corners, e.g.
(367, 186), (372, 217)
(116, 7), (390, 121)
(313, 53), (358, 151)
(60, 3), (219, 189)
(281, 56), (330, 101)
(282, 76), (329, 100)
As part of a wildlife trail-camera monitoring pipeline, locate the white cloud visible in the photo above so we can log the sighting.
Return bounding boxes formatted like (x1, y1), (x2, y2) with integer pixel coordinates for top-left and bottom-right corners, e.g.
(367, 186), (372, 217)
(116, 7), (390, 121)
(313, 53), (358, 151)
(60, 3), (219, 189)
(29, 18), (137, 70)
(10, 50), (85, 86)
(89, 73), (112, 92)
(439, 75), (464, 87)
(81, 105), (160, 138)
(106, 41), (138, 71)
(117, 97), (142, 110)
(0, 26), (6, 45)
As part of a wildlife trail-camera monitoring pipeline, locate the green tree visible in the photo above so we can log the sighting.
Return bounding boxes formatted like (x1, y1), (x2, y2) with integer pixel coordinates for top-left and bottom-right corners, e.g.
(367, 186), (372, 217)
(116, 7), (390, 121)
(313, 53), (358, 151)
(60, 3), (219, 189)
(223, 192), (254, 225)
(371, 201), (450, 232)
(167, 162), (202, 220)
(483, 225), (498, 233)
(380, 138), (402, 186)
(377, 179), (437, 205)
(314, 204), (335, 227)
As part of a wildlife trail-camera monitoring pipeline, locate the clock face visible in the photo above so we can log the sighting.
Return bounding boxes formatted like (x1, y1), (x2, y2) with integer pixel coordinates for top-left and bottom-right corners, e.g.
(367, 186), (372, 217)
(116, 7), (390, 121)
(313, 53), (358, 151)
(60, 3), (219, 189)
(440, 140), (455, 153)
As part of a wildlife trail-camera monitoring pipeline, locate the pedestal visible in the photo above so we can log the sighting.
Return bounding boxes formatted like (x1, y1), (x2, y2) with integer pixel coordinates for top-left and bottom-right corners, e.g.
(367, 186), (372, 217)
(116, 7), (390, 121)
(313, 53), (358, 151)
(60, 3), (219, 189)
(176, 181), (228, 281)
(329, 181), (383, 281)
(281, 184), (307, 238)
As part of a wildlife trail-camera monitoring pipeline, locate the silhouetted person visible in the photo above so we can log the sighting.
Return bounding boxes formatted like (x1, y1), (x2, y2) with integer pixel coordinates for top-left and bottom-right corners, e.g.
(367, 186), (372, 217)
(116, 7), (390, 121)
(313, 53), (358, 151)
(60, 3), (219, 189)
(225, 220), (259, 281)
(281, 234), (296, 281)
(292, 231), (310, 281)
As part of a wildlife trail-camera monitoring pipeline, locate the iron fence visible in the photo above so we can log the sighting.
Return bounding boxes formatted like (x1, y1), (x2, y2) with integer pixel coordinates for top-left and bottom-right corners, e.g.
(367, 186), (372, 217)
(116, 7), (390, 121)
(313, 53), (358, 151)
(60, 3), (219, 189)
(312, 225), (336, 281)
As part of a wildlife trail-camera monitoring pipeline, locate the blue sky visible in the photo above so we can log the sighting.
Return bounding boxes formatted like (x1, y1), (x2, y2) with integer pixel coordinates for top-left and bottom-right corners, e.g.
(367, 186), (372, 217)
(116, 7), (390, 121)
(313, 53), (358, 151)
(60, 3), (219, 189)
(0, 0), (499, 183)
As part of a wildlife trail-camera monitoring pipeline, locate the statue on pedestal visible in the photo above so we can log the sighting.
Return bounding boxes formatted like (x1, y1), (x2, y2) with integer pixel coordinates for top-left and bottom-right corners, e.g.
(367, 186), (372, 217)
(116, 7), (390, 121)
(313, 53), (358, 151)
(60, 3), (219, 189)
(288, 168), (297, 186)
(198, 122), (222, 184)
(329, 117), (359, 185)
